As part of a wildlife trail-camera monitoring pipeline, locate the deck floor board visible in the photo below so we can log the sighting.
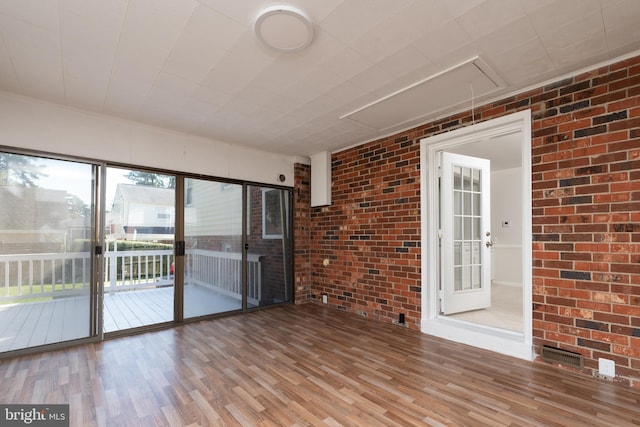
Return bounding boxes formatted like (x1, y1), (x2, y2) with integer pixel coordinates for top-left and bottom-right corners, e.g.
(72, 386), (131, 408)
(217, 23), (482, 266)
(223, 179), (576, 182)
(0, 284), (241, 352)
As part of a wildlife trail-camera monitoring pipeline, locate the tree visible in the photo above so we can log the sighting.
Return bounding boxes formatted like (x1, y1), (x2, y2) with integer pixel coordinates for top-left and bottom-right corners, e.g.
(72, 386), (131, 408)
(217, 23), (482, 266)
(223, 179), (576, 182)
(125, 171), (175, 188)
(65, 194), (90, 217)
(0, 153), (45, 187)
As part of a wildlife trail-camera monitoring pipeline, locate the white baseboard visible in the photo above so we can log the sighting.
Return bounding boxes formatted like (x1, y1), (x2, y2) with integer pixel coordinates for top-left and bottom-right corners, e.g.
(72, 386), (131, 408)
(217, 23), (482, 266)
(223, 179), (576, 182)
(492, 280), (522, 288)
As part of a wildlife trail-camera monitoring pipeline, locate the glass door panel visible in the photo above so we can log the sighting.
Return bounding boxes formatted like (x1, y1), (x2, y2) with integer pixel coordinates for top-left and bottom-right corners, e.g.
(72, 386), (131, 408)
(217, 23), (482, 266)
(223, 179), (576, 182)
(246, 186), (292, 308)
(183, 179), (243, 318)
(0, 152), (95, 352)
(104, 167), (175, 332)
(440, 152), (491, 315)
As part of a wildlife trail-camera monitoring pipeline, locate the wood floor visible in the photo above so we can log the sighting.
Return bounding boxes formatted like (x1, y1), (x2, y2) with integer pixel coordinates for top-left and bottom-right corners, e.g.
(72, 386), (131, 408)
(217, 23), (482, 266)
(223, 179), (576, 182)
(0, 304), (638, 426)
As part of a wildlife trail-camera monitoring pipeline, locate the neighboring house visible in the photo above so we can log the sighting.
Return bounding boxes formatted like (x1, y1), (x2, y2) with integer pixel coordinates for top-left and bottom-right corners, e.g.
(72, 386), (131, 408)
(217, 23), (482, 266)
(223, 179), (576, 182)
(184, 179), (242, 247)
(107, 183), (174, 242)
(0, 186), (89, 253)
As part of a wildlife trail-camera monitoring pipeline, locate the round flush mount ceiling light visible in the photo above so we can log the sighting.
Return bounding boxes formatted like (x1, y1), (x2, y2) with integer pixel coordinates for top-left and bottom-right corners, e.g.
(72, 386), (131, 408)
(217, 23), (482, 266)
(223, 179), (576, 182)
(254, 5), (314, 53)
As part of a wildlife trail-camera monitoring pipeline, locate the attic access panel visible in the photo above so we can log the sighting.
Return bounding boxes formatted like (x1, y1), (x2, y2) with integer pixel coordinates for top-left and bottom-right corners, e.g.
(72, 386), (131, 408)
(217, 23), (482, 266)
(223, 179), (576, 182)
(340, 57), (503, 132)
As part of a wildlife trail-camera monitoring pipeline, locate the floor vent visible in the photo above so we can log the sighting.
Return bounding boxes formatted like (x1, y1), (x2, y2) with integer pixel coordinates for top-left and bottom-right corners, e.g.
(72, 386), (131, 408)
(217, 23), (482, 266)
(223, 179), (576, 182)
(541, 346), (584, 369)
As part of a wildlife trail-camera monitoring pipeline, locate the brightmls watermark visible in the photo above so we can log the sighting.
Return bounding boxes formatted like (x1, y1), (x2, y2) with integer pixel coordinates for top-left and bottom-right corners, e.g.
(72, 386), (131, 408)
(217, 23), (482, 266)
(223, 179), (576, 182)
(0, 405), (69, 426)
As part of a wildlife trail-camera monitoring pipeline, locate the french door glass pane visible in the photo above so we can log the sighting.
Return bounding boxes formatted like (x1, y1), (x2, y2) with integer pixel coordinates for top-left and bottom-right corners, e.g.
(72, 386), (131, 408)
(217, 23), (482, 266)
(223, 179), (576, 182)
(452, 164), (484, 293)
(246, 186), (292, 308)
(184, 179), (243, 318)
(103, 167), (175, 332)
(0, 153), (95, 352)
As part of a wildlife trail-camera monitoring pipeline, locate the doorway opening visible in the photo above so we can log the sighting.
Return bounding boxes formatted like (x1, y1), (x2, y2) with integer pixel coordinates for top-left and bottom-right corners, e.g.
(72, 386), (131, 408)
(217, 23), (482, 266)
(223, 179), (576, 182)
(103, 166), (176, 333)
(420, 110), (533, 360)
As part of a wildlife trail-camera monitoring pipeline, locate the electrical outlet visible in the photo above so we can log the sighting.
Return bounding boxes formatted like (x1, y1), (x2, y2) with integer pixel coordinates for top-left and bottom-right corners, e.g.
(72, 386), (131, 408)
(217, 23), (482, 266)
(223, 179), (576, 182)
(598, 358), (615, 378)
(322, 294), (327, 304)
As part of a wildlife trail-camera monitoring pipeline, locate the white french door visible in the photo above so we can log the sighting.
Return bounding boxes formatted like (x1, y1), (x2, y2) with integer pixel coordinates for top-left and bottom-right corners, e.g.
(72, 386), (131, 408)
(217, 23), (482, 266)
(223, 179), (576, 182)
(440, 152), (491, 315)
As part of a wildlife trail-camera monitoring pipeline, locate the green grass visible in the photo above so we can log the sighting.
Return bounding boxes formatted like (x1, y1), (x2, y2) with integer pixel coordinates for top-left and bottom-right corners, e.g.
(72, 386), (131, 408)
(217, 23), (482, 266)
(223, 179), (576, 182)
(0, 276), (171, 305)
(0, 282), (89, 304)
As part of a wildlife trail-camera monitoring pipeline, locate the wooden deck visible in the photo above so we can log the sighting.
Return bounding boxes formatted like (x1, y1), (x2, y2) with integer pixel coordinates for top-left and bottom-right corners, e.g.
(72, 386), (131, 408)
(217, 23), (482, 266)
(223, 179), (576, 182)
(0, 284), (241, 353)
(104, 285), (241, 332)
(0, 304), (638, 426)
(0, 293), (90, 352)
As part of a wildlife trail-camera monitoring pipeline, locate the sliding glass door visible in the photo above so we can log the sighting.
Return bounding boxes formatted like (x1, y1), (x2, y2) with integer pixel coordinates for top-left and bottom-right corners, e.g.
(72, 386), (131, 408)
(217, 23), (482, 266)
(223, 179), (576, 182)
(246, 186), (291, 309)
(182, 182), (292, 316)
(183, 179), (243, 318)
(103, 167), (175, 333)
(0, 153), (293, 354)
(0, 152), (96, 352)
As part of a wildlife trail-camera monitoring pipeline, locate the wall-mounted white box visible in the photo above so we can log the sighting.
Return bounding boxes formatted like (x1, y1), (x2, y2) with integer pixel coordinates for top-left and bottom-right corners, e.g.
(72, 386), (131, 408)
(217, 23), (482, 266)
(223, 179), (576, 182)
(311, 151), (331, 207)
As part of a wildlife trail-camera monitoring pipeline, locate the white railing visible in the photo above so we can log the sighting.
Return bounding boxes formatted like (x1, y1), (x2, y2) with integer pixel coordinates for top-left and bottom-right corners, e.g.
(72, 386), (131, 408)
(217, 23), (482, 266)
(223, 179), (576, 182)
(104, 249), (174, 294)
(0, 250), (263, 304)
(185, 249), (263, 305)
(0, 252), (91, 302)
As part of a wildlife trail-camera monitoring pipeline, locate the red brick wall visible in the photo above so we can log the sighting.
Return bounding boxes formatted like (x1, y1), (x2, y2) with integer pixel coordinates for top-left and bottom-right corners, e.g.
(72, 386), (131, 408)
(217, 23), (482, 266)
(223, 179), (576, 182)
(530, 56), (640, 384)
(306, 134), (422, 325)
(295, 54), (640, 384)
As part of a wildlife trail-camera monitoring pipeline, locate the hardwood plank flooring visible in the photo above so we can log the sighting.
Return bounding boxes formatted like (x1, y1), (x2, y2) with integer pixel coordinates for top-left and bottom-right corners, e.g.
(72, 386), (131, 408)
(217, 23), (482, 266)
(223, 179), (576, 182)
(0, 304), (638, 426)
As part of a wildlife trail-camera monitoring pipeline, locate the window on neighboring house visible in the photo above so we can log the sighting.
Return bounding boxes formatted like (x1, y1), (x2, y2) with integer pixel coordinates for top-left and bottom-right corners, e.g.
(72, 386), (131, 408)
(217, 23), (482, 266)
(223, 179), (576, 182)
(186, 179), (193, 206)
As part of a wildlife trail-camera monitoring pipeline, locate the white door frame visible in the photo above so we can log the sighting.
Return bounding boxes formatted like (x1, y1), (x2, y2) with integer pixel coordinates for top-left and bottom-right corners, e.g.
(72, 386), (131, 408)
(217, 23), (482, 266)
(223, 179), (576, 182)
(420, 110), (533, 361)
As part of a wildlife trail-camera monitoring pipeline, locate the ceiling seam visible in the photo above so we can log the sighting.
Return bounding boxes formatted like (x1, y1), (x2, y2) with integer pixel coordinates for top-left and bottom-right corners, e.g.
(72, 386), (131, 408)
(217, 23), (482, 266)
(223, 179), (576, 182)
(102, 1), (130, 112)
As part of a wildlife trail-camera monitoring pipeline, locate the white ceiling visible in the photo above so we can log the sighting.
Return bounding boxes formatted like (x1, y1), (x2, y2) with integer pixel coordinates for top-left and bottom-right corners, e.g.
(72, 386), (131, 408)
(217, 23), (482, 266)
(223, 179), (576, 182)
(446, 131), (522, 171)
(1, 0), (640, 157)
